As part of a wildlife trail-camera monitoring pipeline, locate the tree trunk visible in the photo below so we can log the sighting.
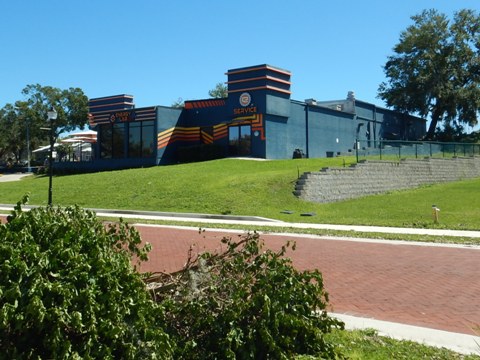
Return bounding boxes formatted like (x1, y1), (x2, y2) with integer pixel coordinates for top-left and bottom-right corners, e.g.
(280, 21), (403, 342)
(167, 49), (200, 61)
(425, 108), (442, 140)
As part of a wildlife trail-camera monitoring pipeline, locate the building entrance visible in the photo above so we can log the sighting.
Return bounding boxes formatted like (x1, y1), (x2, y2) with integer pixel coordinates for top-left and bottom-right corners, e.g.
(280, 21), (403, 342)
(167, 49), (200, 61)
(228, 125), (251, 156)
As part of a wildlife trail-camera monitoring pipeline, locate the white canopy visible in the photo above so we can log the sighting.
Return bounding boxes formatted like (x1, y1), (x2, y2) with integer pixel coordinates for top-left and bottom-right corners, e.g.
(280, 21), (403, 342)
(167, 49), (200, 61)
(32, 144), (60, 153)
(68, 130), (97, 138)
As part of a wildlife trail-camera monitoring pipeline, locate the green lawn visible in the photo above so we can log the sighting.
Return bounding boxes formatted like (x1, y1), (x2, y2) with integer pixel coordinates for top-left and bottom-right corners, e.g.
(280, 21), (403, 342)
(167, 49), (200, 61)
(297, 329), (480, 359)
(1, 157), (479, 230)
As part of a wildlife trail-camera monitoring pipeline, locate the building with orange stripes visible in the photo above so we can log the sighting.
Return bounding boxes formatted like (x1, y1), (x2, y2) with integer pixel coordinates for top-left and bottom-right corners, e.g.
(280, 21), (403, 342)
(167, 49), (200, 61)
(63, 64), (425, 171)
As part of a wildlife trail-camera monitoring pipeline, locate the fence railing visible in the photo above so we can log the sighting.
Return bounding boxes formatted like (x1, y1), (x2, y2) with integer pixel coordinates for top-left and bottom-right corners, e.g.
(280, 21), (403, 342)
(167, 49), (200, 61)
(354, 140), (480, 163)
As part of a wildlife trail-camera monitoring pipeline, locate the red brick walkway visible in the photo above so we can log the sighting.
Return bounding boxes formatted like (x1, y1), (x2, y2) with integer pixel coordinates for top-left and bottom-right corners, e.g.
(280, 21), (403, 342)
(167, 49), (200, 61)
(136, 225), (480, 336)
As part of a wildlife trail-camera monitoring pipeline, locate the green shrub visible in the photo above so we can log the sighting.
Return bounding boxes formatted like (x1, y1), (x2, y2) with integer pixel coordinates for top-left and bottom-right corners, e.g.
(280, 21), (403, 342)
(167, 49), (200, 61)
(149, 232), (344, 359)
(1, 197), (342, 359)
(0, 196), (172, 359)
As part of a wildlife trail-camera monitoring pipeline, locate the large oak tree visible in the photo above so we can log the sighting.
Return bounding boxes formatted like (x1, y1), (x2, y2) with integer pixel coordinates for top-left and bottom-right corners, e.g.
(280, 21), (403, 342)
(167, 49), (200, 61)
(19, 84), (89, 138)
(0, 84), (88, 163)
(378, 9), (480, 139)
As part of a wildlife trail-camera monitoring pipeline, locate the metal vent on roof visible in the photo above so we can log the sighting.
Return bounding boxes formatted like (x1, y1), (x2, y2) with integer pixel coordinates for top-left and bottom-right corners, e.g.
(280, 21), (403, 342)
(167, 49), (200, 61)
(328, 104), (343, 111)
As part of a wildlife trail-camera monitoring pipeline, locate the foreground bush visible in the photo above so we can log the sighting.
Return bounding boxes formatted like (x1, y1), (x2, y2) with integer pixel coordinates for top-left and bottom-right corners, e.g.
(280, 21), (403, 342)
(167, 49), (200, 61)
(1, 197), (342, 359)
(147, 233), (344, 359)
(0, 197), (172, 359)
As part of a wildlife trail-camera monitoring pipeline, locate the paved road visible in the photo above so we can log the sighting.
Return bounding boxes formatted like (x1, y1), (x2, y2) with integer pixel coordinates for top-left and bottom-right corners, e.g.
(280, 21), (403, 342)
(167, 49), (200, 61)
(135, 225), (480, 336)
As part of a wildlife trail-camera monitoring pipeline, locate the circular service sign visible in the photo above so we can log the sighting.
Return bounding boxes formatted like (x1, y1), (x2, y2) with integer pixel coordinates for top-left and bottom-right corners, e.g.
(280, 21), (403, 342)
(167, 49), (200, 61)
(239, 92), (251, 107)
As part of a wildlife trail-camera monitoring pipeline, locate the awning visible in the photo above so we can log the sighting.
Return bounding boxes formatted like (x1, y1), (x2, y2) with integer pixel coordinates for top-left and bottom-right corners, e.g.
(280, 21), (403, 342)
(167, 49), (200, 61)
(32, 144), (60, 153)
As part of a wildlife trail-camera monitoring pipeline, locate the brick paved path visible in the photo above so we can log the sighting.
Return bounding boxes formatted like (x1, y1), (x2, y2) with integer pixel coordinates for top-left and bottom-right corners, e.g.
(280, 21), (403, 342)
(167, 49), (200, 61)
(136, 225), (480, 336)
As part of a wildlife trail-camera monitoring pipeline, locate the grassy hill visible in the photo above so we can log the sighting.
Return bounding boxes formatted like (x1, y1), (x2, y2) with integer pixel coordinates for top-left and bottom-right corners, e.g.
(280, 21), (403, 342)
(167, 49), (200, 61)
(1, 157), (479, 230)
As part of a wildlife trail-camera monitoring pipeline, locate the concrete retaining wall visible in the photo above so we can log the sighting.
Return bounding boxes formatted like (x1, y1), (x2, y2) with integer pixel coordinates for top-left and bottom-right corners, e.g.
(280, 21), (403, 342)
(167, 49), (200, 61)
(294, 157), (480, 203)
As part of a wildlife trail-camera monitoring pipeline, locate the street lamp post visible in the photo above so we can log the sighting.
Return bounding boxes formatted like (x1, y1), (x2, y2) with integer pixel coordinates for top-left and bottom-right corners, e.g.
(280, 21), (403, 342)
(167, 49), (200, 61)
(47, 107), (57, 206)
(26, 119), (31, 172)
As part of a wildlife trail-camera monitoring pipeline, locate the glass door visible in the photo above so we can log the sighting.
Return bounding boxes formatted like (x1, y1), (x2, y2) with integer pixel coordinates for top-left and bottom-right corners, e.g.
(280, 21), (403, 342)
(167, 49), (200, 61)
(228, 125), (251, 156)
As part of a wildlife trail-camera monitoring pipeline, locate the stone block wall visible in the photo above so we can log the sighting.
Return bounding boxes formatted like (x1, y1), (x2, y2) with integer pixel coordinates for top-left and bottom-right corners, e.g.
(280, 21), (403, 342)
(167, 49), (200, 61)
(294, 157), (480, 203)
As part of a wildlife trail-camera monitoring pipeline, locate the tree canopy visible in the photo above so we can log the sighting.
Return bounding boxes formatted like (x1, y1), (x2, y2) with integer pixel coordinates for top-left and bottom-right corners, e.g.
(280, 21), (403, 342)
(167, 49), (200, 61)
(208, 82), (228, 98)
(19, 84), (89, 138)
(171, 97), (184, 108)
(378, 9), (480, 139)
(0, 84), (88, 164)
(0, 104), (25, 163)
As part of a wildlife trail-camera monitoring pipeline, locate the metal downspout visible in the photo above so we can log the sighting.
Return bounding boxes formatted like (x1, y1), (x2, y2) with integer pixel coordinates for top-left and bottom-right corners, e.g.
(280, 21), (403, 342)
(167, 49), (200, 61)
(305, 104), (309, 158)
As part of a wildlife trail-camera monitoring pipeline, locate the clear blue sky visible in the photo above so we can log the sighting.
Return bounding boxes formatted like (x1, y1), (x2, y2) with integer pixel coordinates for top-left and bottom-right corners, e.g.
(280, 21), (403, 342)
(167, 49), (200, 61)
(1, 0), (478, 130)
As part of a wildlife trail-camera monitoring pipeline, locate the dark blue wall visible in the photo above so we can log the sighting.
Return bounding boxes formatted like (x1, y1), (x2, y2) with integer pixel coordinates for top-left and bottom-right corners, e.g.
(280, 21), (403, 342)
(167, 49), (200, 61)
(308, 107), (357, 158)
(266, 93), (290, 118)
(355, 100), (426, 141)
(280, 102), (358, 159)
(265, 115), (288, 159)
(182, 100), (228, 126)
(157, 106), (183, 164)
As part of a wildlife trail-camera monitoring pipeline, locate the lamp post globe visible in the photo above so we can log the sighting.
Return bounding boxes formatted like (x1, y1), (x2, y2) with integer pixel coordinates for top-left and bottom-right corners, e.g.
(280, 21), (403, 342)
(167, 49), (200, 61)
(48, 108), (58, 121)
(47, 107), (57, 206)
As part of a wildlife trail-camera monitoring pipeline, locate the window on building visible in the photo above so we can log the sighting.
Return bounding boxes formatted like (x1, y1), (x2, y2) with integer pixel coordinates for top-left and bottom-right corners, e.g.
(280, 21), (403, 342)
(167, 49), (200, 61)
(128, 120), (154, 158)
(99, 124), (113, 159)
(141, 121), (154, 157)
(112, 123), (125, 158)
(99, 120), (155, 159)
(128, 122), (142, 158)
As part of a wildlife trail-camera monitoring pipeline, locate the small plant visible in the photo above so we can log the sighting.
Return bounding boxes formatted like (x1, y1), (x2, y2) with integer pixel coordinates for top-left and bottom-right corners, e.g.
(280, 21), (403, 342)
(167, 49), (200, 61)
(324, 328), (480, 359)
(147, 232), (344, 359)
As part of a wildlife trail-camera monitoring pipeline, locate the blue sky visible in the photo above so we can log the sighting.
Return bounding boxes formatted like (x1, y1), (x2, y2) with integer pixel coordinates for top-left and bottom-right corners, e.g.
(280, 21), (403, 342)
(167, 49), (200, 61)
(1, 0), (479, 130)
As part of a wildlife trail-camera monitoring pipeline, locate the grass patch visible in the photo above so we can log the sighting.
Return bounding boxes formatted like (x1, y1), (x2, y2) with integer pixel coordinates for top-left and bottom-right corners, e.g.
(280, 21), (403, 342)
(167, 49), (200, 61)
(298, 329), (480, 359)
(1, 157), (479, 230)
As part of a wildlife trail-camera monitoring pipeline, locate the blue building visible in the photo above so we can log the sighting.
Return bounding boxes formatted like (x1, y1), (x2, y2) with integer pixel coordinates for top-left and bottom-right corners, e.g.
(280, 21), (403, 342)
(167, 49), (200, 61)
(83, 64), (425, 171)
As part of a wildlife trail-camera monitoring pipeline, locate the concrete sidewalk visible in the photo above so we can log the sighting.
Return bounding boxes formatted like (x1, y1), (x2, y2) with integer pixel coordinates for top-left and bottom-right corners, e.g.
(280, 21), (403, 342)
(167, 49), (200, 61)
(0, 173), (32, 182)
(2, 204), (478, 238)
(91, 208), (480, 238)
